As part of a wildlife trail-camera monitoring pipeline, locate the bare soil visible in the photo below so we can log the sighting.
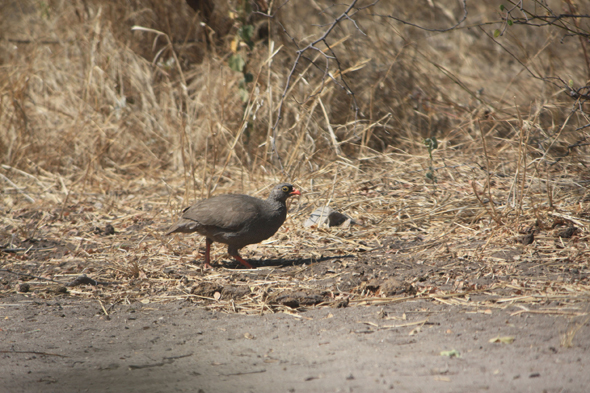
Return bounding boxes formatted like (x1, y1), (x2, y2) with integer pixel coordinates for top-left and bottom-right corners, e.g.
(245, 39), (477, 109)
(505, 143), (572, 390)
(1, 293), (588, 393)
(2, 228), (590, 393)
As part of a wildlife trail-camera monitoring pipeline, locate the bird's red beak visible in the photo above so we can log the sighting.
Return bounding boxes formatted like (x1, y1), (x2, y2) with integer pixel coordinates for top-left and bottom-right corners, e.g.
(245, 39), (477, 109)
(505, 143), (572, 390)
(290, 189), (301, 196)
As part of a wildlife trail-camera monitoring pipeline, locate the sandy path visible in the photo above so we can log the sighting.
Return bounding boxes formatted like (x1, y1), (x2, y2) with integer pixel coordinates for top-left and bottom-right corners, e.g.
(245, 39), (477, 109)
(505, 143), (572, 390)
(1, 296), (588, 393)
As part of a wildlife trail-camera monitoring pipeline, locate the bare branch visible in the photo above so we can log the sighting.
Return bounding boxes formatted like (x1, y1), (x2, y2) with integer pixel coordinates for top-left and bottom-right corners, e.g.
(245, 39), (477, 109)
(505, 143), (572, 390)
(269, 0), (379, 173)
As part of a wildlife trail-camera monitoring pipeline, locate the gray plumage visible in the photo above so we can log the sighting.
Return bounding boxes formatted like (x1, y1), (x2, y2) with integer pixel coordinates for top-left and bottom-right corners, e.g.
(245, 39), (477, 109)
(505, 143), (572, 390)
(167, 183), (301, 268)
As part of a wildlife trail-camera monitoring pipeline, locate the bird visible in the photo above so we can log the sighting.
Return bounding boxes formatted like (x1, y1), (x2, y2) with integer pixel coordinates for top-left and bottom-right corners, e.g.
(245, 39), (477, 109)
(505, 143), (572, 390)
(166, 183), (301, 269)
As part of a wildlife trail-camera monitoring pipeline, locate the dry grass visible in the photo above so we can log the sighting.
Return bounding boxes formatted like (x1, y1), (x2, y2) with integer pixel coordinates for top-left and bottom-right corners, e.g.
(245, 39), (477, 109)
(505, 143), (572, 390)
(1, 0), (589, 318)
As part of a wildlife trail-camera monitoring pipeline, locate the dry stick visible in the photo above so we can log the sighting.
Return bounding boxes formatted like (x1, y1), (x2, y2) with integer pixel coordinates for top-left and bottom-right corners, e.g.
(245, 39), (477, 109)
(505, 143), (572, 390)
(131, 26), (187, 88)
(188, 121), (197, 201)
(477, 121), (501, 223)
(515, 101), (528, 220)
(284, 108), (312, 172)
(546, 168), (553, 208)
(265, 32), (275, 169)
(97, 298), (109, 317)
(0, 173), (35, 203)
(471, 181), (503, 225)
(541, 112), (572, 166)
(1, 164), (45, 189)
(180, 119), (191, 203)
(202, 136), (209, 200)
(318, 98), (342, 156)
(57, 174), (71, 219)
(338, 115), (390, 145)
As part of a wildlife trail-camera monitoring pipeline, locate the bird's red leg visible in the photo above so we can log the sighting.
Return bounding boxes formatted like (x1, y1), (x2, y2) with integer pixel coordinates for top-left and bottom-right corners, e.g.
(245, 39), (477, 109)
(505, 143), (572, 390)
(203, 238), (213, 269)
(231, 253), (254, 269)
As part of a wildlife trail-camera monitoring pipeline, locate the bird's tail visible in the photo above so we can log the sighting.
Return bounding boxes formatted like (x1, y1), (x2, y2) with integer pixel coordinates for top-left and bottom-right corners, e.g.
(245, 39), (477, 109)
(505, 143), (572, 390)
(165, 219), (198, 235)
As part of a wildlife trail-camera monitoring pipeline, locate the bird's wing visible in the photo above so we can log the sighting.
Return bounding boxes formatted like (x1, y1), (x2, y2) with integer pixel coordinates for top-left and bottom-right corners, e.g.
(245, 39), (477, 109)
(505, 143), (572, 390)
(181, 195), (260, 232)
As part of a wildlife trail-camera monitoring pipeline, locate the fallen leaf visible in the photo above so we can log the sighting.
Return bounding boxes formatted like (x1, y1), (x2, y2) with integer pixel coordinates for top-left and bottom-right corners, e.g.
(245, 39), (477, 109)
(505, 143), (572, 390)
(440, 349), (460, 358)
(489, 336), (515, 344)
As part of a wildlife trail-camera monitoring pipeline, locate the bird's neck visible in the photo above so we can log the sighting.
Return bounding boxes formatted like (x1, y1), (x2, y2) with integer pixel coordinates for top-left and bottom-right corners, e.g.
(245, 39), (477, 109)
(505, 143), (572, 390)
(266, 198), (287, 215)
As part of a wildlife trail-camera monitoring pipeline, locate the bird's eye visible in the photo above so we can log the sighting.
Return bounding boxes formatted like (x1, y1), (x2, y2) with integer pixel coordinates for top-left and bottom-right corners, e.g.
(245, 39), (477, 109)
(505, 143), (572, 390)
(282, 186), (290, 193)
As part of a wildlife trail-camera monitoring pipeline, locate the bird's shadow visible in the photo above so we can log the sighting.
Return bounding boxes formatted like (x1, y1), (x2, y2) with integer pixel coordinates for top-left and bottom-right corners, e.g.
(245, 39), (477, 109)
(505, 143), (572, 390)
(219, 254), (356, 269)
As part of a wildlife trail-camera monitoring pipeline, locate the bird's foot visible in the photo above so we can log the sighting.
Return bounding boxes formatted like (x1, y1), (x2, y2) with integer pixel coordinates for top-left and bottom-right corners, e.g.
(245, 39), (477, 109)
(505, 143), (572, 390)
(232, 255), (254, 269)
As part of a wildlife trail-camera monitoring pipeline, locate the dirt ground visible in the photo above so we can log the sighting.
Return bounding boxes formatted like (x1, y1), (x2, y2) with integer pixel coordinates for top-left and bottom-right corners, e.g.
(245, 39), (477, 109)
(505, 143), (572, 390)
(2, 196), (590, 393)
(1, 283), (589, 393)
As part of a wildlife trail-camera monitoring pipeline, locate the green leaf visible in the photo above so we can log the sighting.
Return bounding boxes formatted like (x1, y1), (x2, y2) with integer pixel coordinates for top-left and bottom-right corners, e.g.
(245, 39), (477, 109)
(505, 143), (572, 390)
(238, 25), (254, 49)
(499, 4), (505, 11)
(239, 25), (254, 42)
(493, 29), (501, 38)
(238, 87), (249, 102)
(229, 54), (245, 72)
(569, 80), (574, 88)
(239, 25), (255, 50)
(244, 73), (254, 83)
(507, 19), (513, 26)
(424, 137), (438, 152)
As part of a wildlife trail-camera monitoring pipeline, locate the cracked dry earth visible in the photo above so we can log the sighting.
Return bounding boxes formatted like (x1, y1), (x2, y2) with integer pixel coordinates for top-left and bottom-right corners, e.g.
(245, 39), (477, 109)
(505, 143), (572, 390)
(1, 292), (589, 393)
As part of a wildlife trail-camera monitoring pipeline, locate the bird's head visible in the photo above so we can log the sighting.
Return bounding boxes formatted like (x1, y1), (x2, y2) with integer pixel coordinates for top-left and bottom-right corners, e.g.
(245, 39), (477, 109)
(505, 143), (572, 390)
(270, 183), (301, 202)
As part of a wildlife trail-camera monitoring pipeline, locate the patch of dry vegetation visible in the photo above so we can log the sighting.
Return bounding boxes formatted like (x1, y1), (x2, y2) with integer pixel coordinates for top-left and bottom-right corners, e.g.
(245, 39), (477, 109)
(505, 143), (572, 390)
(1, 1), (589, 322)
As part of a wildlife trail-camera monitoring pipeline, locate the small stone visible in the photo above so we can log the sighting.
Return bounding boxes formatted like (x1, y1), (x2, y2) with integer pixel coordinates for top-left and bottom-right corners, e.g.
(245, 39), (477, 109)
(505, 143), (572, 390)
(304, 206), (355, 228)
(104, 224), (116, 236)
(520, 232), (534, 245)
(557, 226), (576, 238)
